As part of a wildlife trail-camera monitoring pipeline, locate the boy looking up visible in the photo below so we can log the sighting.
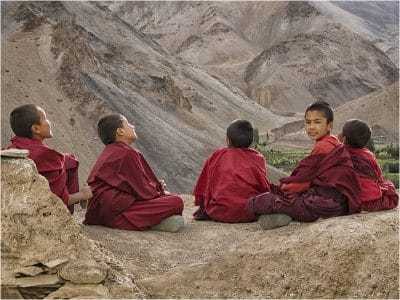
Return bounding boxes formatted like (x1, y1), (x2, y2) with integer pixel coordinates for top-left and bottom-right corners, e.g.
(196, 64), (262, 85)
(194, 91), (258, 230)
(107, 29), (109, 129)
(339, 119), (398, 212)
(3, 104), (92, 214)
(246, 101), (361, 230)
(83, 114), (184, 232)
(193, 119), (270, 223)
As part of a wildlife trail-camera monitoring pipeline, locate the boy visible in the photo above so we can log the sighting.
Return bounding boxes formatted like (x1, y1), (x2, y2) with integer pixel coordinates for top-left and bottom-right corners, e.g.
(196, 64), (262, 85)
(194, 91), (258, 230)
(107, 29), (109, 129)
(339, 119), (398, 211)
(83, 114), (184, 232)
(2, 104), (92, 214)
(246, 101), (362, 229)
(193, 119), (270, 223)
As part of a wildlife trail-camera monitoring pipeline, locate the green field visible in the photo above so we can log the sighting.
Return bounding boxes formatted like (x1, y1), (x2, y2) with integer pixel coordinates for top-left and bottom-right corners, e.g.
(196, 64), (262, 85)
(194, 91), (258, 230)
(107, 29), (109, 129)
(255, 143), (399, 188)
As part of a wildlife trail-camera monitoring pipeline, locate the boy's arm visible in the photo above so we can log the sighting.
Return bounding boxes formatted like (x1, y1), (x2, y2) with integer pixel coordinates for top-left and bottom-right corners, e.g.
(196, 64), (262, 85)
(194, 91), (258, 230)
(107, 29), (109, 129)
(281, 182), (310, 193)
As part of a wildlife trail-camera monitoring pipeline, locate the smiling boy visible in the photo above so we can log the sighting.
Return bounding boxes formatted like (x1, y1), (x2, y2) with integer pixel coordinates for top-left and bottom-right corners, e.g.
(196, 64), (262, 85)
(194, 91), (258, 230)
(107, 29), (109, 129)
(246, 101), (362, 230)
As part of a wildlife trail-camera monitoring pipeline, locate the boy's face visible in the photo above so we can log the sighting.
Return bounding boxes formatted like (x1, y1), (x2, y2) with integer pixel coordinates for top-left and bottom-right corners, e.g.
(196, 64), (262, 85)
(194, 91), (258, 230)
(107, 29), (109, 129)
(119, 116), (137, 144)
(32, 107), (53, 140)
(304, 110), (333, 141)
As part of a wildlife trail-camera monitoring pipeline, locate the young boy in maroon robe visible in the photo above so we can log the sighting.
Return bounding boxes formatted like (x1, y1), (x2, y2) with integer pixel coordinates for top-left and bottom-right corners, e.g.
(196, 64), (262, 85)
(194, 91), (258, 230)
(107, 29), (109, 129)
(339, 119), (398, 212)
(83, 114), (184, 232)
(246, 101), (362, 230)
(2, 104), (92, 214)
(193, 119), (270, 223)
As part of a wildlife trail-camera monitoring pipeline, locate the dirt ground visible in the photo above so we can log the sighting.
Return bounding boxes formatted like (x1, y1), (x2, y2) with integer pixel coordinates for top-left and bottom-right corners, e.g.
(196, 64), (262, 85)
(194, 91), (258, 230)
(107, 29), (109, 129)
(73, 195), (399, 299)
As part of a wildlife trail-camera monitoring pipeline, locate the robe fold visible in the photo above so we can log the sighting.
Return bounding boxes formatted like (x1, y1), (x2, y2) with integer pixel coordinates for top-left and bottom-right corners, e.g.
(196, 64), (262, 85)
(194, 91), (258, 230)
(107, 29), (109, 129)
(281, 135), (340, 193)
(246, 144), (362, 222)
(348, 147), (398, 211)
(84, 142), (183, 230)
(193, 148), (270, 223)
(2, 136), (78, 214)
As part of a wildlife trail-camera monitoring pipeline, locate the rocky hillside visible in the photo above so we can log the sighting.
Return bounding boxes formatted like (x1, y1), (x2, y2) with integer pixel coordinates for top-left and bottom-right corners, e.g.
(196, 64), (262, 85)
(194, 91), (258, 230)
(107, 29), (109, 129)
(110, 1), (399, 113)
(333, 81), (399, 142)
(2, 154), (399, 299)
(268, 82), (399, 150)
(310, 1), (399, 66)
(1, 1), (296, 193)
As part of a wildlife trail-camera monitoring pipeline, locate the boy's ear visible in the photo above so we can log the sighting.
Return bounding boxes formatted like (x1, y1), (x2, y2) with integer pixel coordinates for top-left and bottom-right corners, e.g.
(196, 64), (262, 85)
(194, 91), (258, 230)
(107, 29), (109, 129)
(327, 121), (333, 132)
(226, 137), (233, 147)
(31, 124), (41, 134)
(116, 127), (124, 136)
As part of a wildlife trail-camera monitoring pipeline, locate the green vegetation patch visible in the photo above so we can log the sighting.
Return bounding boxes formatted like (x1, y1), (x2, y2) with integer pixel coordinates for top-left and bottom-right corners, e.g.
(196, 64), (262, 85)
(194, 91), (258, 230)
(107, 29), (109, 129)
(254, 143), (399, 188)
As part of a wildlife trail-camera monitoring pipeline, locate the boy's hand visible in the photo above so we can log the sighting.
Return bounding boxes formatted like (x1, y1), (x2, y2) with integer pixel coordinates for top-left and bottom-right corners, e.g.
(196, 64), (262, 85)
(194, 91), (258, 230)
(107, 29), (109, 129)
(79, 184), (93, 209)
(159, 180), (167, 190)
(82, 183), (93, 200)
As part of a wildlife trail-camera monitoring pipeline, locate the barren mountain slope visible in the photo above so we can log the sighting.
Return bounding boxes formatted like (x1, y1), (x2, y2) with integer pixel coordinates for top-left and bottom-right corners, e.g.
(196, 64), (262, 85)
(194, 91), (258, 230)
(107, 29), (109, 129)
(333, 81), (399, 142)
(109, 1), (399, 113)
(1, 1), (296, 193)
(267, 82), (400, 150)
(310, 1), (399, 66)
(245, 23), (398, 112)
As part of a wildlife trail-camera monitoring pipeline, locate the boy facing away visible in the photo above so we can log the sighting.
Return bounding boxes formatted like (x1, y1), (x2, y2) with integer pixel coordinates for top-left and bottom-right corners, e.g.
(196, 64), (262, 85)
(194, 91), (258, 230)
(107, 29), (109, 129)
(339, 119), (398, 211)
(83, 114), (184, 232)
(246, 101), (362, 229)
(193, 119), (270, 223)
(2, 104), (92, 214)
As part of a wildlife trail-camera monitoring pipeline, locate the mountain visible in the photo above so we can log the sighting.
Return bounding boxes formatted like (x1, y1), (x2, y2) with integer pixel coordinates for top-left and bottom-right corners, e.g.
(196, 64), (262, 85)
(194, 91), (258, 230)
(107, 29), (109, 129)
(109, 1), (398, 114)
(1, 1), (295, 193)
(333, 81), (399, 143)
(310, 1), (399, 66)
(268, 82), (399, 150)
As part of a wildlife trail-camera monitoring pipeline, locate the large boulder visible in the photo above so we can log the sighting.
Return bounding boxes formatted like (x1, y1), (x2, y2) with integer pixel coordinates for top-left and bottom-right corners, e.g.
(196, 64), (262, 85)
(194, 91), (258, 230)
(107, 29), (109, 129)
(1, 153), (144, 299)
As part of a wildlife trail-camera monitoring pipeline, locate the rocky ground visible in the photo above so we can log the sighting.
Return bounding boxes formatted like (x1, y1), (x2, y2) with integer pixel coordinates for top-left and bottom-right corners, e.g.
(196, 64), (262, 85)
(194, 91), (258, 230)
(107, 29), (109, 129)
(74, 195), (399, 299)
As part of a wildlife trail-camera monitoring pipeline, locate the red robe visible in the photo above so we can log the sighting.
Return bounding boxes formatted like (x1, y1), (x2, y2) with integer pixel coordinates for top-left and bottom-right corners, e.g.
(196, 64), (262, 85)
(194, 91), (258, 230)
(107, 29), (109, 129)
(348, 147), (398, 211)
(193, 148), (270, 223)
(2, 136), (79, 214)
(246, 144), (362, 222)
(281, 134), (341, 193)
(84, 142), (183, 230)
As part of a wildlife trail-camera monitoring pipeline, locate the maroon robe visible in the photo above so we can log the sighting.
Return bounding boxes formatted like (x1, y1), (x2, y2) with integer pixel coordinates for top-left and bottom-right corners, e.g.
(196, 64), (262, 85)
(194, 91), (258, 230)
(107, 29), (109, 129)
(3, 136), (79, 214)
(348, 147), (398, 211)
(83, 142), (183, 231)
(246, 144), (362, 222)
(193, 148), (270, 223)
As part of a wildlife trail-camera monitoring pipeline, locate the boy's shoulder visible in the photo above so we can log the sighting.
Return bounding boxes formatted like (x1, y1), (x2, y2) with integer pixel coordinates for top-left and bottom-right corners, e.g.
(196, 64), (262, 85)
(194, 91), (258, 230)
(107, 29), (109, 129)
(209, 147), (264, 162)
(311, 134), (340, 155)
(103, 142), (145, 162)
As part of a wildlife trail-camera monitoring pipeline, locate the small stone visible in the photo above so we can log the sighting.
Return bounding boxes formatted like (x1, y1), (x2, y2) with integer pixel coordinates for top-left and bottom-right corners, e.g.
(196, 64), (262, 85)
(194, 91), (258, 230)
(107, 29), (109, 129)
(60, 260), (108, 284)
(0, 149), (29, 158)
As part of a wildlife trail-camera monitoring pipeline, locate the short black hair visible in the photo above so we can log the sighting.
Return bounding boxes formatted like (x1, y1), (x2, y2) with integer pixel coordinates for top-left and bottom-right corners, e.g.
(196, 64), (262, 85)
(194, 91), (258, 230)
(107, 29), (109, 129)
(97, 114), (124, 145)
(226, 119), (254, 148)
(342, 119), (371, 148)
(305, 101), (334, 123)
(10, 104), (41, 138)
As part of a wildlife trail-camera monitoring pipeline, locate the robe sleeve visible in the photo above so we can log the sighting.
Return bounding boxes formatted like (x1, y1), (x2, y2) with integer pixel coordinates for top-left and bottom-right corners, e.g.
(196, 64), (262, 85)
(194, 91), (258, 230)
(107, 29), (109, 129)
(193, 155), (213, 206)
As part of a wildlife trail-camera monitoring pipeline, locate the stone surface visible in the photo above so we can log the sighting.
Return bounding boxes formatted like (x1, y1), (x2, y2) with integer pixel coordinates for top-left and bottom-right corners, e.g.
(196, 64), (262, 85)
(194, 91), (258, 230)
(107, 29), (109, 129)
(45, 283), (110, 299)
(1, 158), (144, 298)
(0, 149), (29, 158)
(60, 260), (107, 284)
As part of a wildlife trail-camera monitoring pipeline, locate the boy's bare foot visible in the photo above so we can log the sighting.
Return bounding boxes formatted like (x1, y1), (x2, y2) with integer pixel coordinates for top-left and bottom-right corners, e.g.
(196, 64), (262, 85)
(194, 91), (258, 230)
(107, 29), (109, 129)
(151, 215), (184, 233)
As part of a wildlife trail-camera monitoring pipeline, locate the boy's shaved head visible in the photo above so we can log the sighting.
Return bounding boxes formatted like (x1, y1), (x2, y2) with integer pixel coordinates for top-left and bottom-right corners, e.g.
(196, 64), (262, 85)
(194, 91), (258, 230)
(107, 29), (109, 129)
(342, 118), (371, 148)
(10, 104), (41, 138)
(227, 119), (254, 148)
(305, 101), (334, 123)
(98, 114), (124, 145)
